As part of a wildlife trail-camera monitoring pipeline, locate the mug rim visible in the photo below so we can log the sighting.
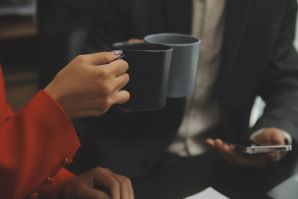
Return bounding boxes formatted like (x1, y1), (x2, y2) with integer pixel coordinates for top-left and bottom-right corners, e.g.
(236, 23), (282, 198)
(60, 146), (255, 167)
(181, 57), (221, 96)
(113, 42), (174, 53)
(144, 33), (201, 47)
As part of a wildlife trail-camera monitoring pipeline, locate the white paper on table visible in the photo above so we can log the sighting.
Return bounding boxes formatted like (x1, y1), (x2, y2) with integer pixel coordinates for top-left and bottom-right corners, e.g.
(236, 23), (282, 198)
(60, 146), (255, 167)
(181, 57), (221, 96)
(184, 187), (230, 199)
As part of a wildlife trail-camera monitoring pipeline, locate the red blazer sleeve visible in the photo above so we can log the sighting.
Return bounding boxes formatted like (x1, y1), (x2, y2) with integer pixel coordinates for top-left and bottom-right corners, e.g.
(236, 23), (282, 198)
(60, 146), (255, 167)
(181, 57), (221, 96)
(36, 168), (77, 199)
(0, 67), (80, 199)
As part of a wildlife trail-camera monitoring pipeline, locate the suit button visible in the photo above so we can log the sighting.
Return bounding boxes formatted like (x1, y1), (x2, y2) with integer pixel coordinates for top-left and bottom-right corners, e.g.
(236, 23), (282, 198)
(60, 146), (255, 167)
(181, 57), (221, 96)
(27, 192), (39, 199)
(64, 157), (74, 165)
(43, 177), (55, 185)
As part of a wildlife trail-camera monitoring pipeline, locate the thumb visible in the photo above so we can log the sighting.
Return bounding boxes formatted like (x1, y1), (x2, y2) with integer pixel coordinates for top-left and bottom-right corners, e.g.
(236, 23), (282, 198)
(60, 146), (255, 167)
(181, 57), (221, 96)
(83, 50), (124, 65)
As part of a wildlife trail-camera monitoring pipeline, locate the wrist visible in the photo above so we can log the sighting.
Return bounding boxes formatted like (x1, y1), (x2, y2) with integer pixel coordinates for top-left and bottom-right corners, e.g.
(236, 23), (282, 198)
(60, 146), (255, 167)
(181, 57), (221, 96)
(44, 83), (68, 117)
(44, 82), (60, 101)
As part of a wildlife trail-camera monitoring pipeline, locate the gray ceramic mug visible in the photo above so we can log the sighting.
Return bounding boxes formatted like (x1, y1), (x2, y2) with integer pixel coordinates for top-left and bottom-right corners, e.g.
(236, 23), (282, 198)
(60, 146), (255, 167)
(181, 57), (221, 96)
(145, 33), (201, 98)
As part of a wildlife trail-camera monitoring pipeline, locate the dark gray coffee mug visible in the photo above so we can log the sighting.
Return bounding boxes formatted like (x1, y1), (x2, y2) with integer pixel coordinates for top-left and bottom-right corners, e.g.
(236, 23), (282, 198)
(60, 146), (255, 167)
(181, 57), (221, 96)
(113, 42), (173, 111)
(145, 33), (201, 98)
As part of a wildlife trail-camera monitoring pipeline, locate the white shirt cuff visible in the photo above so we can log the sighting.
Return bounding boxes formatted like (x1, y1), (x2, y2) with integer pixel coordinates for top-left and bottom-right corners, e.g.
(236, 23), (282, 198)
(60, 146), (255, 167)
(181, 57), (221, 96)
(250, 128), (292, 145)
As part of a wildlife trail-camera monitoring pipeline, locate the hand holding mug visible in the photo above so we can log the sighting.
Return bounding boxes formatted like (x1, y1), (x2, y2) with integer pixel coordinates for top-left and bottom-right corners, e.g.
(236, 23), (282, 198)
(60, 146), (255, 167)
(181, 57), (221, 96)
(45, 51), (130, 119)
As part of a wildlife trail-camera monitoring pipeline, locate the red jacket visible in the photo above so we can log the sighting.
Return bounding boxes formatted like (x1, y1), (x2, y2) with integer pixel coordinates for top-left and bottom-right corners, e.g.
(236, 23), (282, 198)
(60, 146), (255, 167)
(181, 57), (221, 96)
(0, 66), (80, 199)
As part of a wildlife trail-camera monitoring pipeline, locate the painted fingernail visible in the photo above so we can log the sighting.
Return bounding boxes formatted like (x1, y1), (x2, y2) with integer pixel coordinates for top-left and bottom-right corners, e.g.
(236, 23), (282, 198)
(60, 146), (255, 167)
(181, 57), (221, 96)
(112, 50), (123, 57)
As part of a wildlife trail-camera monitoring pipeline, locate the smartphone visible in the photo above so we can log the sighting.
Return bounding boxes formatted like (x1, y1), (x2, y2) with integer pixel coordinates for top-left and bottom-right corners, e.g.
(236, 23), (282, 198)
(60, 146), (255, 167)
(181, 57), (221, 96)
(233, 144), (292, 154)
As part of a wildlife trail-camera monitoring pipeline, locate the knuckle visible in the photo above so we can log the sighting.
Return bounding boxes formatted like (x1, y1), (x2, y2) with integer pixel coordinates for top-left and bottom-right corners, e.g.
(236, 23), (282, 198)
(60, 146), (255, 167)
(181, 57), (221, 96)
(103, 167), (111, 172)
(98, 69), (110, 78)
(94, 167), (104, 173)
(116, 91), (130, 104)
(119, 59), (129, 69)
(123, 91), (131, 100)
(121, 176), (131, 184)
(100, 52), (112, 63)
(114, 59), (129, 71)
(100, 99), (111, 110)
(101, 83), (114, 95)
(124, 73), (130, 82)
(106, 85), (115, 93)
(99, 167), (111, 173)
(112, 179), (120, 189)
(118, 74), (130, 87)
(75, 55), (87, 63)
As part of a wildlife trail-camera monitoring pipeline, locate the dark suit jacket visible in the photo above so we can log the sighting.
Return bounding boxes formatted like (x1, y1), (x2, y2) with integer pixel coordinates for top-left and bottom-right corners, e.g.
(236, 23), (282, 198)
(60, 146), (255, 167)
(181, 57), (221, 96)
(37, 0), (101, 87)
(73, 0), (298, 177)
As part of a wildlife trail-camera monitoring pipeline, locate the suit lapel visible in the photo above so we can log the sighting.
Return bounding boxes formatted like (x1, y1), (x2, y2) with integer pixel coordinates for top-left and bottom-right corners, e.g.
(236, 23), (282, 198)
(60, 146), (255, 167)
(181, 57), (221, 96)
(163, 0), (252, 87)
(164, 0), (192, 34)
(164, 0), (252, 76)
(219, 0), (252, 81)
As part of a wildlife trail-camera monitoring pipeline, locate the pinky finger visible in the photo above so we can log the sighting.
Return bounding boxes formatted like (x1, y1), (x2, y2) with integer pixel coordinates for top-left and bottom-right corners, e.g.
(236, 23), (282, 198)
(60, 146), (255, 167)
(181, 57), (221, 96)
(113, 90), (130, 105)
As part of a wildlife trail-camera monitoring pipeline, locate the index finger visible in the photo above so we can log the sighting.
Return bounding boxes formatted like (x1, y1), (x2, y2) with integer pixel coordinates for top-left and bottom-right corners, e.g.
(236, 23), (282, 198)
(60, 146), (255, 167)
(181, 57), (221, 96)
(81, 51), (123, 66)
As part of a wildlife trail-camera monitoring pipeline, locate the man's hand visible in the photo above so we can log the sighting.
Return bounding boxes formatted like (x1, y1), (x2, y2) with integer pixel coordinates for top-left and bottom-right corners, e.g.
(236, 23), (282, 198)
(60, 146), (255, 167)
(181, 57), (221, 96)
(45, 51), (130, 119)
(61, 167), (134, 199)
(127, 38), (144, 44)
(206, 128), (288, 168)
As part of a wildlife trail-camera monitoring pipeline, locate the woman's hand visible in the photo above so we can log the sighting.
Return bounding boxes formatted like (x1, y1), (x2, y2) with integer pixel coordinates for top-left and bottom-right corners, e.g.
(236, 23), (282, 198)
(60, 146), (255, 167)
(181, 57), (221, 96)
(45, 51), (130, 119)
(61, 167), (134, 199)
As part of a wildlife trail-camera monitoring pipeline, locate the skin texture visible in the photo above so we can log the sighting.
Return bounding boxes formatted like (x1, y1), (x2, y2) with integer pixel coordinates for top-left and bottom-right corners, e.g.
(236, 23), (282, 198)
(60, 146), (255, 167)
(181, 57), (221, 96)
(127, 39), (144, 44)
(60, 167), (134, 199)
(45, 51), (130, 119)
(206, 128), (287, 168)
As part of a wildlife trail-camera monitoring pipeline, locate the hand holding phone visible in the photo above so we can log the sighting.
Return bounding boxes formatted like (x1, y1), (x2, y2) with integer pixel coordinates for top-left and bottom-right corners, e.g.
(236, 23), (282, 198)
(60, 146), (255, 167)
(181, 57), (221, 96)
(206, 128), (291, 167)
(233, 144), (292, 154)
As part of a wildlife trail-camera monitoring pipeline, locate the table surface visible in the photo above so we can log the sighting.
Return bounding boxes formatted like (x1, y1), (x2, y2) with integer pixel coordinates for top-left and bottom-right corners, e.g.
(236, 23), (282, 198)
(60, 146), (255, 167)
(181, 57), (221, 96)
(132, 147), (298, 199)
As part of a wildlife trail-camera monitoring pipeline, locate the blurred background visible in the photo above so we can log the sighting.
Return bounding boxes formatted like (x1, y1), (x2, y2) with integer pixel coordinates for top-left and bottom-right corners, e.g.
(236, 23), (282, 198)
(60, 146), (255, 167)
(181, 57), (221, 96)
(0, 0), (298, 125)
(0, 0), (97, 110)
(0, 0), (36, 110)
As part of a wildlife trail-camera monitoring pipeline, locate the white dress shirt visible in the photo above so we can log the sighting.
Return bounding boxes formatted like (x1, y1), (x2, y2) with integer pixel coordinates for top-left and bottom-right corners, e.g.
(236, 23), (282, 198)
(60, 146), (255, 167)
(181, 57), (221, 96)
(168, 0), (226, 156)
